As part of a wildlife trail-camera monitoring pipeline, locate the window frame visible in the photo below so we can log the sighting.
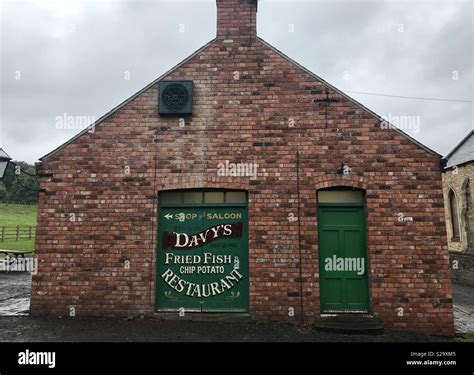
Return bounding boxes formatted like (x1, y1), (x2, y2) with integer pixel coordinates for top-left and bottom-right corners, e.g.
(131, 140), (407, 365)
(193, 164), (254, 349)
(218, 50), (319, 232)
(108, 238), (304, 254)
(449, 189), (461, 241)
(317, 187), (365, 208)
(159, 189), (247, 208)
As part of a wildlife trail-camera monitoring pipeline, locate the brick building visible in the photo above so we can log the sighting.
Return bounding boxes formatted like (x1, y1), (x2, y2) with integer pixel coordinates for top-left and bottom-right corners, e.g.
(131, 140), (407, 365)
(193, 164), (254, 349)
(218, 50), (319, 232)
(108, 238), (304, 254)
(442, 131), (474, 286)
(31, 0), (454, 335)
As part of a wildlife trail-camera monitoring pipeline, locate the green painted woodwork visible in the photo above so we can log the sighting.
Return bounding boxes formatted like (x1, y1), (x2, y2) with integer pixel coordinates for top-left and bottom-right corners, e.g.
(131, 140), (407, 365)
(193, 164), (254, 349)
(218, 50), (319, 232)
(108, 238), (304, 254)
(156, 190), (248, 312)
(317, 202), (370, 313)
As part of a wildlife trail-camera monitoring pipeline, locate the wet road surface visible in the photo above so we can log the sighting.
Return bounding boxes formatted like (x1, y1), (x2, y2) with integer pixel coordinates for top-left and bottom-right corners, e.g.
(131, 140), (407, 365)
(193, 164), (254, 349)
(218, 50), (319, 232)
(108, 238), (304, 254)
(0, 271), (471, 342)
(453, 283), (474, 334)
(0, 316), (455, 342)
(0, 272), (30, 316)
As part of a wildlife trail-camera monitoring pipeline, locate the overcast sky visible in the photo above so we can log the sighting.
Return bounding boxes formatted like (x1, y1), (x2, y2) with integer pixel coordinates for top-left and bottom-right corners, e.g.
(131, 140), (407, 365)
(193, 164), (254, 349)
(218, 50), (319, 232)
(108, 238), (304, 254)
(0, 0), (472, 163)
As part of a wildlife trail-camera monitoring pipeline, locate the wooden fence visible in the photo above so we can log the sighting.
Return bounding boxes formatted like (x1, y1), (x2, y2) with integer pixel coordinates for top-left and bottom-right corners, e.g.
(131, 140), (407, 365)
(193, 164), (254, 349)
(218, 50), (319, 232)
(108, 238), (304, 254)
(0, 226), (36, 242)
(0, 201), (37, 206)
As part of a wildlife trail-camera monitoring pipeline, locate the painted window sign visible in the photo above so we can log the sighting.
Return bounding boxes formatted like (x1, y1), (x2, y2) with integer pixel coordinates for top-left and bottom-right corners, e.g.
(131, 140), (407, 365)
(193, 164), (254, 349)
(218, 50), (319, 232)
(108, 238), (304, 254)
(156, 190), (249, 312)
(162, 222), (243, 249)
(160, 266), (244, 299)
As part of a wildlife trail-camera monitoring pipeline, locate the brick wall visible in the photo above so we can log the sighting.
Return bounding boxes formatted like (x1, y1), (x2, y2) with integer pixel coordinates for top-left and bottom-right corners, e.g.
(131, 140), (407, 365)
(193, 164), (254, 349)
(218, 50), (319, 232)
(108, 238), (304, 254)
(30, 0), (454, 336)
(217, 0), (257, 41)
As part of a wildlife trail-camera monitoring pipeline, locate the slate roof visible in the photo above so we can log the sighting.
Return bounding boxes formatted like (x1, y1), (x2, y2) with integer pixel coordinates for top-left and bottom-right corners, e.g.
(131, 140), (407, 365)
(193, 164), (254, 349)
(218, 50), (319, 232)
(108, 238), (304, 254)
(444, 130), (474, 168)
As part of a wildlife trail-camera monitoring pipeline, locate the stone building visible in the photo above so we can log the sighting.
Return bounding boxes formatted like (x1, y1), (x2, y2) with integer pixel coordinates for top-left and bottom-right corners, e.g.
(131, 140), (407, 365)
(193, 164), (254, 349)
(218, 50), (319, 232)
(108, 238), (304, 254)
(30, 0), (454, 335)
(442, 130), (474, 285)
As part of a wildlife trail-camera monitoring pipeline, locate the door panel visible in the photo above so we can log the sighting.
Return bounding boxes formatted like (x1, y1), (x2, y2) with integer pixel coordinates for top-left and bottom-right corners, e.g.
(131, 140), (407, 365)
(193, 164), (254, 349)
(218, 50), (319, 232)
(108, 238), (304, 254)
(156, 207), (204, 311)
(201, 207), (248, 312)
(318, 206), (369, 312)
(156, 204), (248, 312)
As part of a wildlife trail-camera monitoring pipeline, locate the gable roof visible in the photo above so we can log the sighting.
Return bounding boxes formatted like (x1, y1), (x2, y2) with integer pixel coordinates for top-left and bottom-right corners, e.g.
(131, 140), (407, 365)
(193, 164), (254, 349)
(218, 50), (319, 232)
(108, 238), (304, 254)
(443, 130), (474, 168)
(0, 148), (12, 160)
(40, 36), (440, 161)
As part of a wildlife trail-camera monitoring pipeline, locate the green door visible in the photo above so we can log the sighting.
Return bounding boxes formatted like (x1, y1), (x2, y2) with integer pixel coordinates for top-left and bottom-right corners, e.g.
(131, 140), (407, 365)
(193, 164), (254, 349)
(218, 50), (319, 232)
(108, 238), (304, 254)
(317, 191), (369, 312)
(156, 190), (249, 312)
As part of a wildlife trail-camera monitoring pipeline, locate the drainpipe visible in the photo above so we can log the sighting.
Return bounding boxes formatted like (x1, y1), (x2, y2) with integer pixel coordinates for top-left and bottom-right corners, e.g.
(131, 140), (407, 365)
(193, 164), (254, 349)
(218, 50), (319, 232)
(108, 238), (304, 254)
(296, 151), (304, 324)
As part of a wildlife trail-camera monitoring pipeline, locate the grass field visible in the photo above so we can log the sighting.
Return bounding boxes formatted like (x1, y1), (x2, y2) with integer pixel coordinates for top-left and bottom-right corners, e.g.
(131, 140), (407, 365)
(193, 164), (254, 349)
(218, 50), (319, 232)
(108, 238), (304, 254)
(0, 203), (37, 227)
(0, 203), (37, 251)
(0, 239), (35, 252)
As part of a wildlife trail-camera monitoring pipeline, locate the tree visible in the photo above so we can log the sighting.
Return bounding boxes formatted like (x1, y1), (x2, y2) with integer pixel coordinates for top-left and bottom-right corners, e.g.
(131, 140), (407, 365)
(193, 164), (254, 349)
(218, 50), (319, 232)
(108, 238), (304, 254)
(0, 182), (7, 200)
(1, 161), (38, 203)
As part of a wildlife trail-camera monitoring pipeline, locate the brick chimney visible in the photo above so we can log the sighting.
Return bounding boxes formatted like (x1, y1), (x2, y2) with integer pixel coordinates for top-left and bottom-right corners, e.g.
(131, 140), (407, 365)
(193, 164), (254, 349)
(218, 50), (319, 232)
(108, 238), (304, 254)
(216, 0), (257, 41)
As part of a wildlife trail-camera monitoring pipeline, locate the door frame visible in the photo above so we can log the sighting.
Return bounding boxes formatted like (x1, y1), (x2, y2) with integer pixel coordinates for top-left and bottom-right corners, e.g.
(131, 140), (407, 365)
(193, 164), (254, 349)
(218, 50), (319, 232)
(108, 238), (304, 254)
(155, 188), (249, 312)
(316, 187), (372, 314)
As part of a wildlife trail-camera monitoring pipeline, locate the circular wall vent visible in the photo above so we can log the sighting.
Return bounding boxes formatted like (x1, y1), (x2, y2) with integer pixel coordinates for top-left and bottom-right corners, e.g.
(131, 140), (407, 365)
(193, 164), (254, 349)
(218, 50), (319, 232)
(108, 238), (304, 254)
(162, 83), (189, 112)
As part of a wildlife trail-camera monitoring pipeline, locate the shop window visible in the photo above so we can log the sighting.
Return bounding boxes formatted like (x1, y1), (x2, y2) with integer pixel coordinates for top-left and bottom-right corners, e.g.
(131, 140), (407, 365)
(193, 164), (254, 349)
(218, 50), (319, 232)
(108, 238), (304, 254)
(225, 191), (246, 203)
(160, 191), (182, 204)
(183, 191), (203, 204)
(204, 192), (225, 203)
(160, 190), (247, 205)
(318, 190), (363, 204)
